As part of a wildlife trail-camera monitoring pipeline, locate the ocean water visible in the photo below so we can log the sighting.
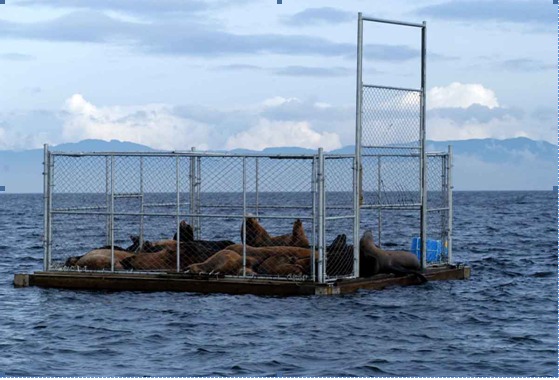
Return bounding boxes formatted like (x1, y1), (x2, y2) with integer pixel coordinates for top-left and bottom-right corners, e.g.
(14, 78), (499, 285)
(0, 191), (556, 377)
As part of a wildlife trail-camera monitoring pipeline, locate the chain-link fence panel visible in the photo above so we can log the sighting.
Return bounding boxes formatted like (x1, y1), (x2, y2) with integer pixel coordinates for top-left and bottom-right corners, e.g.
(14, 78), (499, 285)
(361, 152), (421, 208)
(425, 153), (451, 264)
(46, 152), (322, 280)
(362, 86), (421, 149)
(323, 155), (356, 279)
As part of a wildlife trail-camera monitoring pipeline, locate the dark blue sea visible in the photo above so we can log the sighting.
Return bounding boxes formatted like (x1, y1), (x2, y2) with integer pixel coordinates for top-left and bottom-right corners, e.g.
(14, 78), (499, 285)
(0, 191), (556, 377)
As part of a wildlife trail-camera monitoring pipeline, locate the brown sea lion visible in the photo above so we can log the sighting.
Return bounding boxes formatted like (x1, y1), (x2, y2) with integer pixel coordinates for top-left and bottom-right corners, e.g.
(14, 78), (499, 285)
(70, 249), (134, 270)
(65, 235), (141, 268)
(120, 239), (236, 271)
(186, 250), (243, 275)
(326, 234), (355, 276)
(242, 218), (310, 248)
(225, 244), (311, 265)
(258, 255), (304, 276)
(359, 230), (427, 283)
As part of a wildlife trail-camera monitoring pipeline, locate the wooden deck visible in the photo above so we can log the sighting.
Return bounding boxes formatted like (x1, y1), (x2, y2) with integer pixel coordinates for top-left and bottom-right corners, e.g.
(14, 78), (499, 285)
(14, 264), (470, 296)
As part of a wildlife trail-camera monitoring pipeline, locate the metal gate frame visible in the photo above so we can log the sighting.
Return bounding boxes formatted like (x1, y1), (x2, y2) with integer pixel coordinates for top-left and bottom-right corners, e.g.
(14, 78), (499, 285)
(354, 13), (451, 269)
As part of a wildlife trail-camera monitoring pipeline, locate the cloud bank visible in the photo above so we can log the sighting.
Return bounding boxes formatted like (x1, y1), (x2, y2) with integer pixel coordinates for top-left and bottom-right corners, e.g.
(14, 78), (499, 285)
(58, 94), (344, 152)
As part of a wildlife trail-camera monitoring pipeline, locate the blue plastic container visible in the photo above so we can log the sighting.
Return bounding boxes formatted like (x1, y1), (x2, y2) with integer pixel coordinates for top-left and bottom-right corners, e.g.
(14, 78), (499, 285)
(410, 237), (443, 263)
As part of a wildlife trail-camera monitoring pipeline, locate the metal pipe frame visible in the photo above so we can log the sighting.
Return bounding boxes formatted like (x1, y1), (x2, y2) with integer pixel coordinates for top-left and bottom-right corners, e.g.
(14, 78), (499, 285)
(362, 204), (422, 210)
(317, 148), (326, 283)
(195, 156), (201, 240)
(189, 148), (196, 238)
(361, 151), (449, 158)
(175, 156), (180, 272)
(43, 144), (50, 271)
(353, 12), (364, 279)
(50, 151), (318, 160)
(105, 157), (110, 246)
(139, 157), (145, 248)
(242, 157), (247, 277)
(255, 158), (259, 217)
(51, 203), (357, 213)
(361, 15), (424, 28)
(352, 155), (360, 277)
(47, 153), (54, 271)
(377, 156), (382, 247)
(357, 14), (430, 270)
(50, 210), (315, 219)
(447, 145), (453, 263)
(363, 83), (422, 93)
(419, 22), (428, 270)
(110, 156), (115, 272)
(311, 156), (317, 281)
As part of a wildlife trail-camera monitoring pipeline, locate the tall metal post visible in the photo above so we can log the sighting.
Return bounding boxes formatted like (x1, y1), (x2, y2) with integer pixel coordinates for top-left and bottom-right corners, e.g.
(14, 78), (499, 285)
(255, 158), (259, 217)
(43, 144), (50, 271)
(196, 155), (201, 240)
(419, 21), (428, 270)
(105, 157), (111, 246)
(447, 145), (453, 263)
(311, 157), (317, 281)
(377, 156), (382, 247)
(352, 156), (360, 277)
(189, 147), (196, 238)
(353, 12), (364, 278)
(242, 157), (247, 277)
(110, 155), (115, 272)
(317, 148), (326, 283)
(176, 156), (181, 272)
(47, 152), (53, 270)
(139, 157), (144, 248)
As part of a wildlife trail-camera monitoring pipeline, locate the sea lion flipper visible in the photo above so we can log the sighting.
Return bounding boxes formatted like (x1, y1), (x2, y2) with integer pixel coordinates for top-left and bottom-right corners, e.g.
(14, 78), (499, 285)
(389, 264), (428, 284)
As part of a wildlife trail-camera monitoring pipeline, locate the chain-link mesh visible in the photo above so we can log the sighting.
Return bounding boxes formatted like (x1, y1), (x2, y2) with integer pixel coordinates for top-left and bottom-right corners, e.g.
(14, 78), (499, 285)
(358, 82), (452, 267)
(47, 152), (331, 280)
(425, 153), (451, 263)
(362, 86), (421, 149)
(357, 151), (451, 267)
(361, 152), (421, 208)
(45, 146), (450, 279)
(323, 155), (356, 279)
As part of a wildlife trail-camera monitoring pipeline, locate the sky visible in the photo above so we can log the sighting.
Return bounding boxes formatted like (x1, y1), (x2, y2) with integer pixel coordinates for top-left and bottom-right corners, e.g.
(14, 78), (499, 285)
(0, 0), (555, 152)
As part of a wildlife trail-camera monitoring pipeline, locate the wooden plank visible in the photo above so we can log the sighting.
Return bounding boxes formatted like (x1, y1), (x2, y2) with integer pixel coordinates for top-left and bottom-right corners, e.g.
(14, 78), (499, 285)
(17, 265), (470, 296)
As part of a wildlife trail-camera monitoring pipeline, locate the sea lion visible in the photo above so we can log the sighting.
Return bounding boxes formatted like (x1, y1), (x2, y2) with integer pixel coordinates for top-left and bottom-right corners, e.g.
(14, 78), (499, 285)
(257, 254), (299, 275)
(325, 234), (355, 277)
(186, 250), (243, 275)
(188, 248), (305, 276)
(241, 218), (310, 248)
(69, 249), (134, 270)
(64, 235), (141, 268)
(359, 230), (427, 283)
(225, 244), (311, 265)
(120, 239), (236, 271)
(173, 220), (194, 242)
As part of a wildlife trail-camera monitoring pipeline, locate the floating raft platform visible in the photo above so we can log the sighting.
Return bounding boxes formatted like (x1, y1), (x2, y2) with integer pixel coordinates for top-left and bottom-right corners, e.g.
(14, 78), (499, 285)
(14, 264), (470, 296)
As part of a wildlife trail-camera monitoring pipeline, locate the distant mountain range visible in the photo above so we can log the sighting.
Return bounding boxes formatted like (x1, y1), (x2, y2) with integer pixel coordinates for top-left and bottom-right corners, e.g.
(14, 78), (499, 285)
(0, 137), (554, 192)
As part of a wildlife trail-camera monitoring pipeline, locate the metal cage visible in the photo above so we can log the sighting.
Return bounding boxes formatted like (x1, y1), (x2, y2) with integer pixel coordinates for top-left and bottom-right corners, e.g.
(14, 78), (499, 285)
(41, 13), (454, 285)
(42, 147), (360, 283)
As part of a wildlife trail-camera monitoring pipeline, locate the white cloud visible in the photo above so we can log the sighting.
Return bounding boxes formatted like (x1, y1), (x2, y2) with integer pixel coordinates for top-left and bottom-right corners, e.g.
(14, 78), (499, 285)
(261, 96), (299, 108)
(62, 94), (213, 150)
(225, 118), (341, 151)
(427, 82), (499, 110)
